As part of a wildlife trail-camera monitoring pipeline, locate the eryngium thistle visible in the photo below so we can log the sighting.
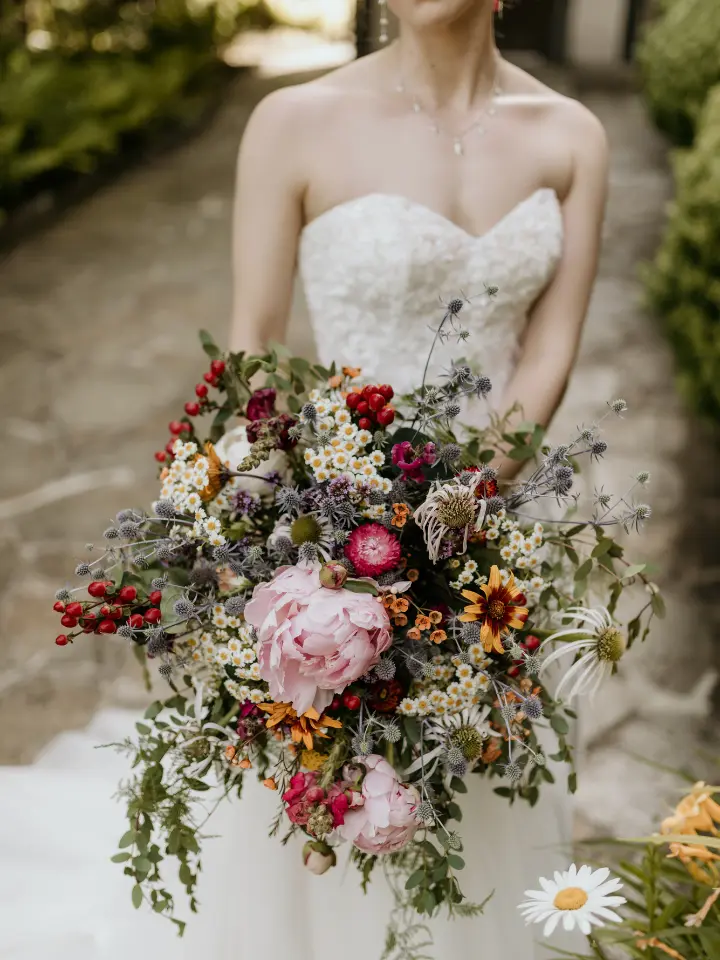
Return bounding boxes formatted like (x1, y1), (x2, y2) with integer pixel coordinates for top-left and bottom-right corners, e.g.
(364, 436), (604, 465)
(473, 375), (492, 398)
(153, 499), (176, 519)
(173, 598), (195, 618)
(444, 401), (461, 420)
(591, 440), (608, 460)
(636, 471), (651, 485)
(150, 576), (167, 591)
(300, 402), (317, 423)
(415, 800), (435, 824)
(298, 542), (318, 565)
(485, 495), (505, 515)
(461, 622), (481, 644)
(147, 632), (172, 656)
(93, 567), (107, 580)
(155, 541), (176, 562)
(445, 746), (468, 778)
(74, 563), (92, 577)
(116, 624), (135, 639)
(245, 545), (263, 564)
(275, 486), (303, 515)
(382, 721), (401, 743)
(116, 510), (135, 524)
(103, 526), (119, 540)
(55, 588), (72, 602)
(374, 658), (396, 681)
(191, 561), (218, 588)
(500, 702), (518, 724)
(224, 595), (247, 616)
(158, 662), (173, 680)
(504, 760), (523, 784)
(438, 443), (462, 465)
(351, 733), (374, 757)
(134, 556), (150, 570)
(610, 398), (628, 415)
(523, 654), (542, 676)
(545, 444), (569, 467)
(523, 694), (543, 720)
(118, 521), (140, 539)
(628, 504), (652, 530)
(368, 488), (386, 506)
(552, 465), (574, 495)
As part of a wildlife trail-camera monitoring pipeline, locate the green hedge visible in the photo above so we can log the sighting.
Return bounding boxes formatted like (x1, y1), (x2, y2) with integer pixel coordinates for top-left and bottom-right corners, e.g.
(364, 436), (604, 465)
(0, 1), (275, 225)
(644, 86), (720, 421)
(637, 0), (720, 146)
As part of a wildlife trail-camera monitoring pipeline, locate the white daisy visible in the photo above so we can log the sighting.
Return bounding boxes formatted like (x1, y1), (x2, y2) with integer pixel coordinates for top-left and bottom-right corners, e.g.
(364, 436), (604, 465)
(540, 606), (626, 701)
(518, 864), (625, 936)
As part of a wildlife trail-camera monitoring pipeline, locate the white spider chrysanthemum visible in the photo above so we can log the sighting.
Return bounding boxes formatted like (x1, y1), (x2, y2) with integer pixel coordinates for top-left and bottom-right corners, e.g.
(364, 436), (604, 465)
(518, 864), (625, 936)
(540, 605), (626, 701)
(414, 475), (486, 562)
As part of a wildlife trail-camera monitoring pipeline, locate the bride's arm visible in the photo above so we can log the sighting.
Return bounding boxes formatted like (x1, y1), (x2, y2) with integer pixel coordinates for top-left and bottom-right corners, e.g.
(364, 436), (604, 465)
(229, 88), (309, 354)
(496, 107), (609, 479)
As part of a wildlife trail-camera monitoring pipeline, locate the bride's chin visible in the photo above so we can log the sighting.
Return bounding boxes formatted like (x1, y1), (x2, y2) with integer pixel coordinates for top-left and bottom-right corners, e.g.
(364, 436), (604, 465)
(389, 0), (486, 29)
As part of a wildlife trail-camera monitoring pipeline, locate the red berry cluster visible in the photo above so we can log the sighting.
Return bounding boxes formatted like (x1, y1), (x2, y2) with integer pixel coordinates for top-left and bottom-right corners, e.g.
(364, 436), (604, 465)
(507, 627), (540, 678)
(154, 358), (226, 465)
(53, 582), (163, 646)
(345, 383), (395, 431)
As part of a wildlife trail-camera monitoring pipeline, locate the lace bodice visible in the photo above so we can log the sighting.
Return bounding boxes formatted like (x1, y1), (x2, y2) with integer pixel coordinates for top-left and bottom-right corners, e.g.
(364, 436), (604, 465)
(299, 188), (563, 405)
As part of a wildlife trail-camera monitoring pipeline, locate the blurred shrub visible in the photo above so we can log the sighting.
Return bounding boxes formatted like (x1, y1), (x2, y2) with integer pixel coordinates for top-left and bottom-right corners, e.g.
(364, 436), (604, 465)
(637, 0), (720, 145)
(644, 86), (720, 422)
(0, 1), (276, 224)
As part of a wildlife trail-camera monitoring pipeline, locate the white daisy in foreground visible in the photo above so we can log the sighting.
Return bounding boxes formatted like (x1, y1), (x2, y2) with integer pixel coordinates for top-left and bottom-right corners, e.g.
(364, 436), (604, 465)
(518, 863), (626, 936)
(540, 605), (626, 700)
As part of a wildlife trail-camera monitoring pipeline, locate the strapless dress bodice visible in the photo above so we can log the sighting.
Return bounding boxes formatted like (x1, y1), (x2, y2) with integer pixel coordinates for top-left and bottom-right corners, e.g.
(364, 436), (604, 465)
(298, 188), (563, 403)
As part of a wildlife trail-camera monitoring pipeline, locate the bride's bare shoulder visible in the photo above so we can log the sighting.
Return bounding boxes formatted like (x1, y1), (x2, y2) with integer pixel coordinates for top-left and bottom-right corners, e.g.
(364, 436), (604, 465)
(502, 60), (607, 152)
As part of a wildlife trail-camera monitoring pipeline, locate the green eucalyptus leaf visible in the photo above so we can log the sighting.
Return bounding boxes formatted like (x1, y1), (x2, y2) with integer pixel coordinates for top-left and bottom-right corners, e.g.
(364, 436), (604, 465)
(199, 329), (221, 359)
(131, 884), (143, 909)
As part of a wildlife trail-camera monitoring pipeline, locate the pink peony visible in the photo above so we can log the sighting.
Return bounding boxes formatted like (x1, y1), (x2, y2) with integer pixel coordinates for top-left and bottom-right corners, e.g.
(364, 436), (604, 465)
(344, 524), (402, 578)
(244, 565), (392, 715)
(337, 755), (420, 854)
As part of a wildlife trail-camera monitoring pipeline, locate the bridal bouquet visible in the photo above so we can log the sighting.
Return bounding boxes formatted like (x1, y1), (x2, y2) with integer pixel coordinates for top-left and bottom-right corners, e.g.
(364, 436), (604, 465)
(51, 299), (660, 936)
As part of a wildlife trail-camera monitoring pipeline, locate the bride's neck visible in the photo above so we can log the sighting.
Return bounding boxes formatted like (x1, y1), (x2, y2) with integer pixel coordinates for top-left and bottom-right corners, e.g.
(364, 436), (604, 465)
(393, 8), (498, 110)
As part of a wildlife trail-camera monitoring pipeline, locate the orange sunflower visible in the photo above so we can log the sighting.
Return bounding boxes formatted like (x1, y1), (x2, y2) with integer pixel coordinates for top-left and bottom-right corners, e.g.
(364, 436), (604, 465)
(458, 565), (528, 655)
(259, 702), (342, 750)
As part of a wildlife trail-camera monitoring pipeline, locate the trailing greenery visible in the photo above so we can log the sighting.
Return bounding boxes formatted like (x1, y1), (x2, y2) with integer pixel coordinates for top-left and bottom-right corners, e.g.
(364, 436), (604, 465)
(643, 86), (720, 422)
(0, 0), (276, 225)
(637, 0), (720, 146)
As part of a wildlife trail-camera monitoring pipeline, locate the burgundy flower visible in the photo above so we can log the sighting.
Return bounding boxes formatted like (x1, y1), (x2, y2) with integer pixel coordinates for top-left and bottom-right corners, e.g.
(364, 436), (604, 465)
(246, 388), (276, 422)
(391, 441), (436, 482)
(367, 679), (404, 713)
(246, 412), (298, 450)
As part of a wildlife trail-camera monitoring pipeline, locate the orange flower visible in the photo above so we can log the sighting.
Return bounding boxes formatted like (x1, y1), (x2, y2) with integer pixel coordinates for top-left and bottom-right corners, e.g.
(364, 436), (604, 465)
(328, 374), (343, 389)
(259, 702), (342, 751)
(430, 629), (447, 644)
(342, 366), (362, 379)
(407, 569), (419, 582)
(394, 613), (408, 627)
(428, 610), (443, 625)
(414, 615), (431, 631)
(160, 466), (169, 480)
(391, 597), (409, 614)
(459, 565), (528, 655)
(482, 739), (502, 764)
(382, 595), (395, 609)
(406, 627), (422, 641)
(661, 782), (720, 837)
(391, 514), (407, 529)
(238, 757), (252, 769)
(263, 778), (278, 791)
(199, 442), (228, 501)
(224, 745), (237, 762)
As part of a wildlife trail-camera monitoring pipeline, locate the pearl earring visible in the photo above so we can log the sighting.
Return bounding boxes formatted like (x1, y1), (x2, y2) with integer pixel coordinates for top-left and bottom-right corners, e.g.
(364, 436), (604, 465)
(378, 0), (389, 44)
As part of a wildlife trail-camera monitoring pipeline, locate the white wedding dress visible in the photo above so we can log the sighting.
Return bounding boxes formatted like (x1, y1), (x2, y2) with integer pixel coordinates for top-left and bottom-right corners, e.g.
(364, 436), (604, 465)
(0, 187), (584, 960)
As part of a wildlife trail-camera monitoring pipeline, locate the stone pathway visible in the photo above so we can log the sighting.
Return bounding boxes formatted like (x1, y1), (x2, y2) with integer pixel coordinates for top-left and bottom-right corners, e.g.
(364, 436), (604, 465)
(1, 62), (717, 839)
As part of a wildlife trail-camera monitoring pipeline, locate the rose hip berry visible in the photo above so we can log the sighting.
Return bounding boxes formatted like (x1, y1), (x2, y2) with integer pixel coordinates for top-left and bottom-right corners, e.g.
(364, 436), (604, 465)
(184, 401), (200, 417)
(144, 608), (162, 624)
(98, 619), (117, 634)
(55, 635), (70, 646)
(342, 691), (361, 710)
(53, 601), (66, 613)
(60, 614), (78, 628)
(368, 393), (386, 413)
(154, 451), (167, 463)
(378, 384), (394, 401)
(65, 601), (83, 618)
(356, 400), (370, 416)
(376, 407), (395, 427)
(169, 420), (184, 435)
(210, 359), (226, 376)
(345, 392), (360, 410)
(148, 590), (162, 606)
(117, 585), (138, 604)
(127, 613), (145, 629)
(195, 383), (208, 398)
(357, 417), (373, 432)
(88, 581), (107, 598)
(524, 634), (541, 652)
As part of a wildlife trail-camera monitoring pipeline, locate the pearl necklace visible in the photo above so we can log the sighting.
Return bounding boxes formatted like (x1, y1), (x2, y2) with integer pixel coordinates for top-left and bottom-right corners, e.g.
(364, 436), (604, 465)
(396, 72), (502, 157)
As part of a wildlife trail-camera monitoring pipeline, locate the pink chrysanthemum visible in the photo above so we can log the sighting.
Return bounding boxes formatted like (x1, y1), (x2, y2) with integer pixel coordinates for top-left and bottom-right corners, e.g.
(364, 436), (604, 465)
(345, 524), (402, 578)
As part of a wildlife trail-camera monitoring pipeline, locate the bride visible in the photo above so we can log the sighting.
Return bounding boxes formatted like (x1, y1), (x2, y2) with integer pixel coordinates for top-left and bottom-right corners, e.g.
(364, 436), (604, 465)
(225, 0), (608, 956)
(0, 2), (608, 959)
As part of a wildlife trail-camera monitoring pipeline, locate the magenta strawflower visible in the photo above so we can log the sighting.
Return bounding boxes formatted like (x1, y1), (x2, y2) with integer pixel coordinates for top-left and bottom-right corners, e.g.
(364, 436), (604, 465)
(345, 523), (402, 578)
